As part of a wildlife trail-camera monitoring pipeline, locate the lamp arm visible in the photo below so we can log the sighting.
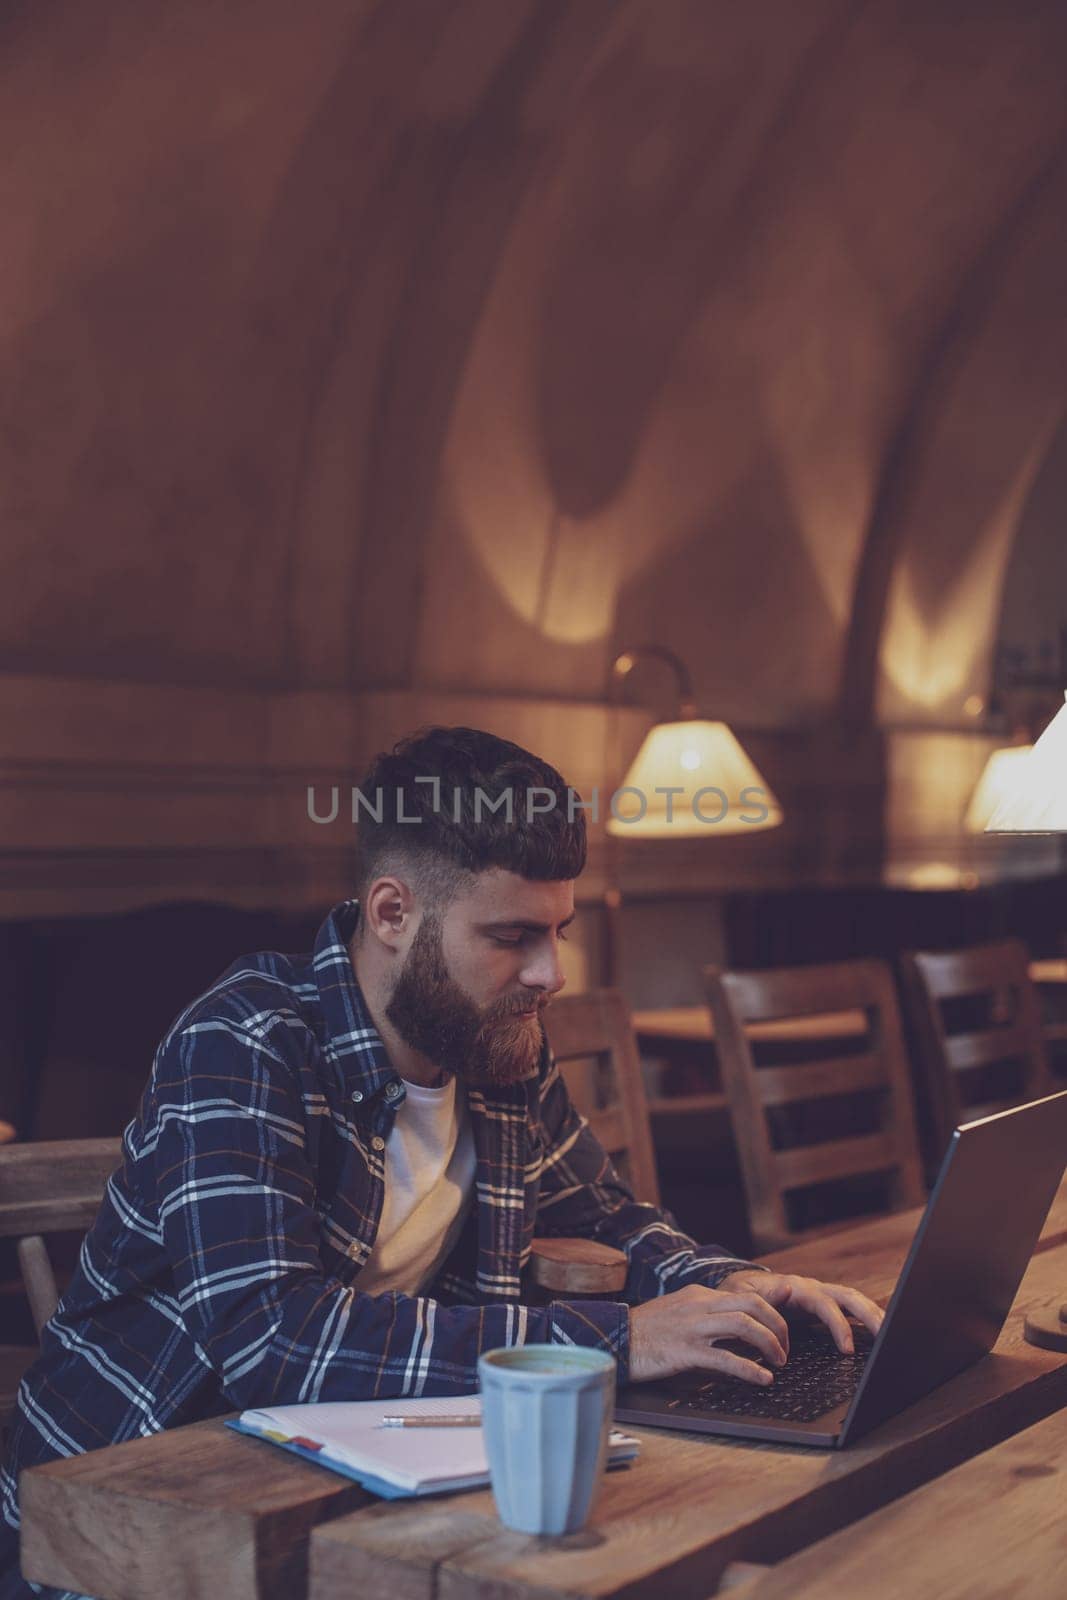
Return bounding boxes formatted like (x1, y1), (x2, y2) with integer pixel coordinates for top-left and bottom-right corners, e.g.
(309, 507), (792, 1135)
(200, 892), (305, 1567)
(610, 645), (695, 719)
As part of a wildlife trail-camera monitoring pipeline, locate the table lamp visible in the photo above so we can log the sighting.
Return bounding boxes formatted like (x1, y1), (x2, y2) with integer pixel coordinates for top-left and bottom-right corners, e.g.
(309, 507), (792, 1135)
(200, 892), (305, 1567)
(985, 689), (1067, 1350)
(600, 646), (782, 984)
(607, 648), (783, 838)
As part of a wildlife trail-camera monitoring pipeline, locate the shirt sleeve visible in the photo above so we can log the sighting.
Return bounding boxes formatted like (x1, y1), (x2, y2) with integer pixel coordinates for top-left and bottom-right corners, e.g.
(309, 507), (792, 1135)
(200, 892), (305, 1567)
(533, 1047), (768, 1301)
(151, 1017), (627, 1408)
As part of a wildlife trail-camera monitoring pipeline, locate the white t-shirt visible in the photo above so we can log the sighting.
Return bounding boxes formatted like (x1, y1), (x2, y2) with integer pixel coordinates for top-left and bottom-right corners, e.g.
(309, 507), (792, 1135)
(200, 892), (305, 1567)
(356, 1076), (477, 1297)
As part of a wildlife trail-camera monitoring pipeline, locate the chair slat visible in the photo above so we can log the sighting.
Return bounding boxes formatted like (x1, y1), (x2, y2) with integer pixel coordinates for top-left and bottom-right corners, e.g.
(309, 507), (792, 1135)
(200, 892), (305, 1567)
(944, 1026), (1033, 1073)
(757, 1054), (887, 1107)
(775, 1132), (899, 1191)
(0, 1194), (114, 1237)
(0, 1138), (122, 1216)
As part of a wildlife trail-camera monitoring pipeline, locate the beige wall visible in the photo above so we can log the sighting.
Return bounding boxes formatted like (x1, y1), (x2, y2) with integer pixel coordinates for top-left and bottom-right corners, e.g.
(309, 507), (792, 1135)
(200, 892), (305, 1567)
(2, 0), (1066, 918)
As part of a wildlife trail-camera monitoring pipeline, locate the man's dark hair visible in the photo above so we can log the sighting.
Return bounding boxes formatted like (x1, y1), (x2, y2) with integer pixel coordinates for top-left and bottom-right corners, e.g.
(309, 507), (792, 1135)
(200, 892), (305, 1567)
(353, 725), (586, 911)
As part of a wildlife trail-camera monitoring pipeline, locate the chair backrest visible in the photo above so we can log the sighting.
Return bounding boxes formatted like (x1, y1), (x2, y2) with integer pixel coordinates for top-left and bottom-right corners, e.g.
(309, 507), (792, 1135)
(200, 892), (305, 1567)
(0, 1137), (122, 1336)
(543, 989), (660, 1207)
(705, 959), (924, 1252)
(899, 940), (1055, 1164)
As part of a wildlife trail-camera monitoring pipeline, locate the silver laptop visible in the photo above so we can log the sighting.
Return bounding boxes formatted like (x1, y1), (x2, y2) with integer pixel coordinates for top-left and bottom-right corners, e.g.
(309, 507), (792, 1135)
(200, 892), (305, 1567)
(615, 1089), (1067, 1448)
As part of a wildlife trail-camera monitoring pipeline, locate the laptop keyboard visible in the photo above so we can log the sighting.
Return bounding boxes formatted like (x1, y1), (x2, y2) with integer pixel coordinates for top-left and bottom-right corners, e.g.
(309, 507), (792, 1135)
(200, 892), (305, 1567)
(666, 1323), (876, 1424)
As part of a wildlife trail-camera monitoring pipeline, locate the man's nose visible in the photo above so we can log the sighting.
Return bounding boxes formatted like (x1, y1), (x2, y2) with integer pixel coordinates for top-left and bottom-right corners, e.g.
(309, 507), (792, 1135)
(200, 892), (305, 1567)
(520, 942), (567, 997)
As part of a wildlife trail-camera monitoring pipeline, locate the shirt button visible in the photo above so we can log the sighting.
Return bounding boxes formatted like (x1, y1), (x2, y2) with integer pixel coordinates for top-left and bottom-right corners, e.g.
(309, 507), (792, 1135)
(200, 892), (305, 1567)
(350, 1089), (364, 1103)
(371, 1135), (385, 1151)
(384, 1082), (402, 1101)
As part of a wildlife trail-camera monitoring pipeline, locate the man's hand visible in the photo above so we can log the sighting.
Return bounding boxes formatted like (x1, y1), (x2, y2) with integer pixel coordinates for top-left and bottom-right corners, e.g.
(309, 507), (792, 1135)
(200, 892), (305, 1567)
(716, 1269), (884, 1355)
(628, 1282), (792, 1385)
(627, 1272), (885, 1385)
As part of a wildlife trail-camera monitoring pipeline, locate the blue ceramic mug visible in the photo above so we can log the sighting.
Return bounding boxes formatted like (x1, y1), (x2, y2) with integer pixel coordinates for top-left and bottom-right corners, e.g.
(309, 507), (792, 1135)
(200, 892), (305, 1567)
(477, 1345), (617, 1535)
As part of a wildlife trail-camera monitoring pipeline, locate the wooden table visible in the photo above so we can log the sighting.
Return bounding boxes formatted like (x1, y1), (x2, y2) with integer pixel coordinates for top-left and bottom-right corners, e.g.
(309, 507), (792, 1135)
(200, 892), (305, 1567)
(20, 1179), (1067, 1600)
(733, 1404), (1067, 1598)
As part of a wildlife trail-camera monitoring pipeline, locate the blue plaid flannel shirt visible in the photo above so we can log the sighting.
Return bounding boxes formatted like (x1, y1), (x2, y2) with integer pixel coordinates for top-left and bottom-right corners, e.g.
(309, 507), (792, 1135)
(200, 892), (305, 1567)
(1, 900), (758, 1592)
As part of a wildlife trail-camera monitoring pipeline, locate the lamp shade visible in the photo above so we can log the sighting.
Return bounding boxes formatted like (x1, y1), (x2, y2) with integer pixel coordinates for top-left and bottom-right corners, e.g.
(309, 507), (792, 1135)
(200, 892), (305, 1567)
(985, 693), (1067, 833)
(964, 744), (1034, 833)
(607, 719), (783, 838)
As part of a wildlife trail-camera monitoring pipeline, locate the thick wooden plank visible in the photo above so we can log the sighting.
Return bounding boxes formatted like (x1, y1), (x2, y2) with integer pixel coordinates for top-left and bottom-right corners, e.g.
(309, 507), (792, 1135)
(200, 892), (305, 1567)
(21, 1179), (1067, 1600)
(19, 1413), (372, 1600)
(308, 1232), (1067, 1600)
(733, 1406), (1067, 1599)
(310, 1503), (503, 1600)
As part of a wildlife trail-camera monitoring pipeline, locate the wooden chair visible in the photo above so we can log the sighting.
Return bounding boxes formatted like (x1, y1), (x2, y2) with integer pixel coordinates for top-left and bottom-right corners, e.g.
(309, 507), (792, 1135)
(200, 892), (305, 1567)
(0, 1137), (122, 1443)
(899, 940), (1056, 1169)
(705, 960), (924, 1253)
(527, 988), (660, 1297)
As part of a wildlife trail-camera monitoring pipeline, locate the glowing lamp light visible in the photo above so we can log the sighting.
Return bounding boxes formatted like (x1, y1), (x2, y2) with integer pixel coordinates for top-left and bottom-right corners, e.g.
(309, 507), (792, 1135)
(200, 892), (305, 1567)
(985, 693), (1067, 833)
(606, 719), (784, 838)
(964, 744), (1035, 833)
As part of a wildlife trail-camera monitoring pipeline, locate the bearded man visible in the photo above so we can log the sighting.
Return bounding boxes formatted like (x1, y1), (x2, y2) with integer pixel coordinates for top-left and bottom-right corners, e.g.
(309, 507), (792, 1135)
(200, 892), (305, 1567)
(0, 726), (880, 1597)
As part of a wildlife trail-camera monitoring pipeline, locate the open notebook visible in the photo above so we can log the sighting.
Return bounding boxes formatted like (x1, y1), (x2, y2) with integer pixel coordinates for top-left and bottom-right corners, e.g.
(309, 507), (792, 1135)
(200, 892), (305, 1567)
(226, 1393), (640, 1499)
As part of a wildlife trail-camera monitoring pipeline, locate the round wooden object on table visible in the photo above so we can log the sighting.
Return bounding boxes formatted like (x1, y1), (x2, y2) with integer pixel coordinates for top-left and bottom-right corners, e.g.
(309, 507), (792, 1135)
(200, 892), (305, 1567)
(1024, 1299), (1067, 1352)
(527, 1237), (629, 1295)
(0, 1121), (16, 1145)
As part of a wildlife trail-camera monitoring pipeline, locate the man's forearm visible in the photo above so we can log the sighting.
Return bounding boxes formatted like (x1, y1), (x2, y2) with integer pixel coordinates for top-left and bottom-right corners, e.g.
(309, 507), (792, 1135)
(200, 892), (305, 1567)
(187, 1273), (630, 1408)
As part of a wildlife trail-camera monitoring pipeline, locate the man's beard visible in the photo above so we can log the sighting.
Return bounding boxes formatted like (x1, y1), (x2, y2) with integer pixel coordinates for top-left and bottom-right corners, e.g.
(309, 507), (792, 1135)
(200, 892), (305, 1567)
(384, 914), (545, 1086)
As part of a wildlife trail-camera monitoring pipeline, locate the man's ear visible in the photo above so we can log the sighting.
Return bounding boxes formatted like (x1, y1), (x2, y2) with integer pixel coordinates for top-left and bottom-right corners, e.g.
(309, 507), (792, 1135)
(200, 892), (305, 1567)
(362, 875), (418, 951)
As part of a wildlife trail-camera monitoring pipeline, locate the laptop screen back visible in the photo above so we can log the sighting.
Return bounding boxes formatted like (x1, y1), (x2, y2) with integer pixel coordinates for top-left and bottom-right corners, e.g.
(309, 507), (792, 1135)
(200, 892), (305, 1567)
(840, 1088), (1067, 1444)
